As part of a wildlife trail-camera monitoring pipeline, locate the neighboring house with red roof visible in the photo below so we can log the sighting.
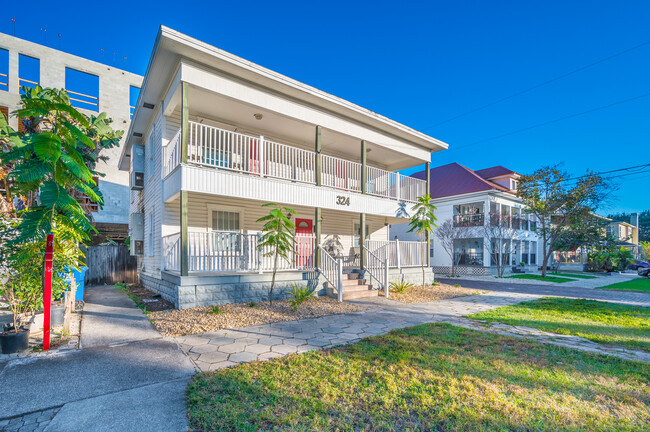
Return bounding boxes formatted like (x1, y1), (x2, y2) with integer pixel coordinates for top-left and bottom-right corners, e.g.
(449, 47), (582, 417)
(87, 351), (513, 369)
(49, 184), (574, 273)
(390, 163), (541, 276)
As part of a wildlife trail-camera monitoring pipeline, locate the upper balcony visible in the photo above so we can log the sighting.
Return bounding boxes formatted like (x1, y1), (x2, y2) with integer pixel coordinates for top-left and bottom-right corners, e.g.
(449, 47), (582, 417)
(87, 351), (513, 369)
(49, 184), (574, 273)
(161, 120), (427, 217)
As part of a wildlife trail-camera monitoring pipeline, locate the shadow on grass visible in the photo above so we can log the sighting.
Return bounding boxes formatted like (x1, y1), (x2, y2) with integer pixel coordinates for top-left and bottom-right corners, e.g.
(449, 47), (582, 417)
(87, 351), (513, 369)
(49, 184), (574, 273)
(187, 323), (650, 432)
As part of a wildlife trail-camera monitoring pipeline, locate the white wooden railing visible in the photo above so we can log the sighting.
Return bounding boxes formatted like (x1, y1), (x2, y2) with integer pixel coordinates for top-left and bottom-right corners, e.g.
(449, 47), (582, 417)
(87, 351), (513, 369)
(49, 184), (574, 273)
(161, 122), (426, 203)
(362, 245), (389, 297)
(162, 129), (181, 179)
(365, 239), (427, 268)
(321, 154), (362, 192)
(168, 231), (316, 273)
(163, 233), (181, 272)
(318, 245), (343, 302)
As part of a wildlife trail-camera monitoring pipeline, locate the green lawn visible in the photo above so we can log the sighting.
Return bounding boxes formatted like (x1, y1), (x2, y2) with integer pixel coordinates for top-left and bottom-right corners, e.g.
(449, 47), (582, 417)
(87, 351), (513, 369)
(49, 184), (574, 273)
(597, 277), (650, 293)
(469, 297), (650, 352)
(187, 323), (650, 431)
(505, 274), (575, 283)
(550, 272), (598, 279)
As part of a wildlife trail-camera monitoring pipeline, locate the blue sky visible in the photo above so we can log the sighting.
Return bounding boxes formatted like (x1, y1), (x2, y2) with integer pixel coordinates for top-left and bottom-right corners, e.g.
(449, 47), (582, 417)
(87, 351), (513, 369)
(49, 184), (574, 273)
(2, 0), (648, 214)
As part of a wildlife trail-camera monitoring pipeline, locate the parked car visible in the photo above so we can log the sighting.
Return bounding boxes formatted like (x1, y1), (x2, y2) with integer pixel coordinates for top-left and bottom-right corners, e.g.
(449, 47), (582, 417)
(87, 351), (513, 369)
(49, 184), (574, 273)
(638, 267), (650, 277)
(629, 260), (650, 271)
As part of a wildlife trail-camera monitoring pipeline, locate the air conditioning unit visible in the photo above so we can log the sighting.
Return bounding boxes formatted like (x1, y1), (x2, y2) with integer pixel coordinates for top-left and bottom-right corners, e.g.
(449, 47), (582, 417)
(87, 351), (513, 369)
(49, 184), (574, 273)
(130, 212), (144, 256)
(131, 144), (145, 190)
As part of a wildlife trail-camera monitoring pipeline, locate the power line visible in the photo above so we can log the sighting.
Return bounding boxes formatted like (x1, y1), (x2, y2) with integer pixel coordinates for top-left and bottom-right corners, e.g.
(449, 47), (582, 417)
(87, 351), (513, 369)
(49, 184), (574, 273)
(561, 163), (650, 182)
(427, 39), (650, 128)
(449, 91), (650, 152)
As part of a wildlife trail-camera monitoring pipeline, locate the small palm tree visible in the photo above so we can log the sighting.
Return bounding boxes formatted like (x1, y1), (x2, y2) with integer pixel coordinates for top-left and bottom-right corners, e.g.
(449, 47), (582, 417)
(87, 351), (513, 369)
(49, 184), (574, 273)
(407, 193), (437, 288)
(257, 203), (297, 305)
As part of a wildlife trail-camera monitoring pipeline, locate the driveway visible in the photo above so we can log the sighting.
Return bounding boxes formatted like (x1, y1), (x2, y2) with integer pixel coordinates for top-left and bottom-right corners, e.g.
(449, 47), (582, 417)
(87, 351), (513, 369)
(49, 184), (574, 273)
(0, 285), (195, 432)
(438, 277), (650, 307)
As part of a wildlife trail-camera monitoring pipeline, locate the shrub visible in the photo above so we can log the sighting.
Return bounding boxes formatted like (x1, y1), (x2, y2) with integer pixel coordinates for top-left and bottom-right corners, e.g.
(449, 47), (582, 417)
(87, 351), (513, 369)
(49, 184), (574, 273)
(453, 284), (461, 288)
(210, 305), (223, 315)
(248, 302), (256, 308)
(288, 284), (312, 311)
(390, 279), (413, 294)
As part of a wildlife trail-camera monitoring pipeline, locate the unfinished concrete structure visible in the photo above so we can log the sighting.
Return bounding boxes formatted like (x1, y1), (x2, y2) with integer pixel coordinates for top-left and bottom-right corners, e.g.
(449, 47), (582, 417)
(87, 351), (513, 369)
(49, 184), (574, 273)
(0, 32), (143, 237)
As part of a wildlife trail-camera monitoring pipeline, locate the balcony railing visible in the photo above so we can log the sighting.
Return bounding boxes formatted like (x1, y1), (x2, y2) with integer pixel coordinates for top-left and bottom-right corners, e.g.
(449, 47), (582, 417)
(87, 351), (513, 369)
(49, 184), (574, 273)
(162, 122), (426, 203)
(453, 214), (485, 227)
(454, 252), (484, 266)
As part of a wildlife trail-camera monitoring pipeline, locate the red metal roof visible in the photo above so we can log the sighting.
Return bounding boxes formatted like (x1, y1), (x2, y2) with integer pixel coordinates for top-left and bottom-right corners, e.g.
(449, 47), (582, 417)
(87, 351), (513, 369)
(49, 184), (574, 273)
(411, 163), (514, 199)
(474, 166), (517, 179)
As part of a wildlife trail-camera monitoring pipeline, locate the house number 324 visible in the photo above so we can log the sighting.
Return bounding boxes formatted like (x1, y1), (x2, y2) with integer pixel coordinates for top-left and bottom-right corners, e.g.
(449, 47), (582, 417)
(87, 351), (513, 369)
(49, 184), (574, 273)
(336, 196), (350, 206)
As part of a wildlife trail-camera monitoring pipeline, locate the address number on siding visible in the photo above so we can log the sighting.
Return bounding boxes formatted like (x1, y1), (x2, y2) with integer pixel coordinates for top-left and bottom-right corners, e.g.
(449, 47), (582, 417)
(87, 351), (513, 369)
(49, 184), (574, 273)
(336, 196), (350, 206)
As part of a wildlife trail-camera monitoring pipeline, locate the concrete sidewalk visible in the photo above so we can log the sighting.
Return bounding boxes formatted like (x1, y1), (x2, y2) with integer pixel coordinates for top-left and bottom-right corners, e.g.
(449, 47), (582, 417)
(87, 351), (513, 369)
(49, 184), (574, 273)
(0, 285), (195, 432)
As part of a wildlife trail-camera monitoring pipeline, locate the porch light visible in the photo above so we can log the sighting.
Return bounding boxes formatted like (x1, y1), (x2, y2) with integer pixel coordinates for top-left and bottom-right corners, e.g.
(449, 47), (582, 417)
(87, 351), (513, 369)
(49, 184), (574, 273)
(253, 113), (263, 120)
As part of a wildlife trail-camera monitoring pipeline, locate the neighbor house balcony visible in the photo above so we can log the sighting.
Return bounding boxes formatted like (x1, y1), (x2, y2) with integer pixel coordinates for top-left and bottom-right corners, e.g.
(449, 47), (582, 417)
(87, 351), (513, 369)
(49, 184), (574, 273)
(161, 122), (427, 218)
(453, 214), (485, 227)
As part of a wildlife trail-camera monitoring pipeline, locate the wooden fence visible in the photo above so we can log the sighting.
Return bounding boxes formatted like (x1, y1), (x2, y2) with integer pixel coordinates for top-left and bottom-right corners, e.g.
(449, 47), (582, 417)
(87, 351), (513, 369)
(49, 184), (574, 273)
(84, 245), (138, 285)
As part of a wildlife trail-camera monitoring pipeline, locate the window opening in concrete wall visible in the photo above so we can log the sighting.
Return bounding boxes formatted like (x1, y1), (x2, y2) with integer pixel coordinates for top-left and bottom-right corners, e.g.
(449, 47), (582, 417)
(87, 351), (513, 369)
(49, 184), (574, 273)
(65, 67), (99, 112)
(0, 49), (8, 91)
(129, 86), (140, 119)
(19, 54), (40, 93)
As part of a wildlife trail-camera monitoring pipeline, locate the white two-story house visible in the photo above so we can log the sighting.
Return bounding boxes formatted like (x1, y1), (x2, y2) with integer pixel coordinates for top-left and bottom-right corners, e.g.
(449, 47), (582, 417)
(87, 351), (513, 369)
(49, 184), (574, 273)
(119, 27), (449, 308)
(391, 163), (540, 276)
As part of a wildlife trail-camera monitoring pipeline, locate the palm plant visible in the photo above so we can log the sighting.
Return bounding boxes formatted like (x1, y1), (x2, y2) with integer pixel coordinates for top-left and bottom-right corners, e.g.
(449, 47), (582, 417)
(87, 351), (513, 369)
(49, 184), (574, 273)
(256, 203), (297, 305)
(407, 193), (437, 288)
(0, 86), (121, 331)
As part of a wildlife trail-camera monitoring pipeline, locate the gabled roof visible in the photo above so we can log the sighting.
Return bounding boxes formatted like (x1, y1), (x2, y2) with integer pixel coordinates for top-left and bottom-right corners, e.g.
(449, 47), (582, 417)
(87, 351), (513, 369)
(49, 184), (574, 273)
(411, 163), (513, 199)
(474, 166), (516, 179)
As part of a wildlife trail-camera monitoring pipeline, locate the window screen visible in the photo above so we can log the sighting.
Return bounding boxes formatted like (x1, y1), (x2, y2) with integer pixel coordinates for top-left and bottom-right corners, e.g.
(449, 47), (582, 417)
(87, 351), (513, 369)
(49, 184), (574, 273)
(212, 210), (240, 232)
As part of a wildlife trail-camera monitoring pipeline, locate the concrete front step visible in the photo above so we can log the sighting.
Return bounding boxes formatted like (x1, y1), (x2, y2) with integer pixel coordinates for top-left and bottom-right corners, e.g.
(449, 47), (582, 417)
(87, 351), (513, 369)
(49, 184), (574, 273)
(325, 283), (377, 300)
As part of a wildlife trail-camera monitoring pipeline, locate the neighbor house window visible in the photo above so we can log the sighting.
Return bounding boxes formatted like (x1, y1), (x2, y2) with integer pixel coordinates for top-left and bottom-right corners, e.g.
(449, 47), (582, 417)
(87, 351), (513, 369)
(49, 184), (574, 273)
(530, 241), (537, 265)
(511, 179), (519, 190)
(148, 211), (154, 256)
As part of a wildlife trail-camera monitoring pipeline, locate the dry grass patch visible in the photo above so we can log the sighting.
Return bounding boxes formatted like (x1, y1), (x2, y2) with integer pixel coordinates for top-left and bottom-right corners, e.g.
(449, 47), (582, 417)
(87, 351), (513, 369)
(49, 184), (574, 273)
(149, 297), (365, 337)
(382, 282), (484, 303)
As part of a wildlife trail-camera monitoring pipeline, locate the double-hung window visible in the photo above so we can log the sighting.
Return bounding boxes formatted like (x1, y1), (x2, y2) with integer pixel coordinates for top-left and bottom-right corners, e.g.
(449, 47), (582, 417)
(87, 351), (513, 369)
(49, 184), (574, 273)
(211, 210), (241, 252)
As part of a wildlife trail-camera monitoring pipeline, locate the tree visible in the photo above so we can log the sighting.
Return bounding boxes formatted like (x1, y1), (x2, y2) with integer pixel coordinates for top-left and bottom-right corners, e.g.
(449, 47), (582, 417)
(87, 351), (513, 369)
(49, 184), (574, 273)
(407, 193), (437, 287)
(552, 215), (610, 272)
(640, 241), (650, 261)
(518, 165), (611, 277)
(482, 212), (518, 278)
(435, 219), (467, 277)
(257, 203), (297, 305)
(0, 86), (121, 332)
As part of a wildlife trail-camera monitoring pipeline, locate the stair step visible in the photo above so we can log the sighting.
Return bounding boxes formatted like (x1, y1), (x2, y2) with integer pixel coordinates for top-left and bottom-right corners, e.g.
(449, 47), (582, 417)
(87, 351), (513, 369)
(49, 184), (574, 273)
(341, 279), (366, 287)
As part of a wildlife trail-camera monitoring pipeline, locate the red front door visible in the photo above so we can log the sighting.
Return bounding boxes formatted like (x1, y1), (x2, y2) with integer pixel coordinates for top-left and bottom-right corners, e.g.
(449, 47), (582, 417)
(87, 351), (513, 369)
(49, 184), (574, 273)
(295, 219), (313, 267)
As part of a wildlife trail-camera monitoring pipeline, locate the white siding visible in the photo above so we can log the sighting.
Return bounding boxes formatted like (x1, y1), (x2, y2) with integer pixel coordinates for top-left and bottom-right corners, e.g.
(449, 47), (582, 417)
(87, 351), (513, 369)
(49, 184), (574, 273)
(141, 109), (164, 277)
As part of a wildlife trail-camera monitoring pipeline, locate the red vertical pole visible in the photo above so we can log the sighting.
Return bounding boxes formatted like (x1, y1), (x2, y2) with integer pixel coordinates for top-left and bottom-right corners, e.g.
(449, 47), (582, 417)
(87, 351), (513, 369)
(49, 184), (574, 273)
(43, 233), (54, 351)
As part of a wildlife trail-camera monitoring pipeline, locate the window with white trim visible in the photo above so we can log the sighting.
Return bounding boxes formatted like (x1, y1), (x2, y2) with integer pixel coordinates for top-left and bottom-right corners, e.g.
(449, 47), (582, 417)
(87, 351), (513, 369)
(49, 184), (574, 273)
(211, 210), (240, 232)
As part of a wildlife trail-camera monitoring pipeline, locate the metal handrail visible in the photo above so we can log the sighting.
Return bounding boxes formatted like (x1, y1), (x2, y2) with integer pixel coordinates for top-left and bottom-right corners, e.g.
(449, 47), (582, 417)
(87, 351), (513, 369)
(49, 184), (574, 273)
(362, 245), (389, 297)
(317, 244), (343, 302)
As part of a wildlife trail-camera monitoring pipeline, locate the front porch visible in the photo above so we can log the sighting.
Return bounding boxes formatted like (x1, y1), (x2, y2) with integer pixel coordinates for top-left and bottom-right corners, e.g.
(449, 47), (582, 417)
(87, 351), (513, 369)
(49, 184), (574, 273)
(149, 193), (429, 307)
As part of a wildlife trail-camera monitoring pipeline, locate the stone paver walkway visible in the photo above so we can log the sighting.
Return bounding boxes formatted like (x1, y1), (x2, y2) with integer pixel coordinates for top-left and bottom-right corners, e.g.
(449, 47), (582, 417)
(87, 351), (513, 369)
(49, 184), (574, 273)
(457, 319), (650, 363)
(176, 291), (542, 371)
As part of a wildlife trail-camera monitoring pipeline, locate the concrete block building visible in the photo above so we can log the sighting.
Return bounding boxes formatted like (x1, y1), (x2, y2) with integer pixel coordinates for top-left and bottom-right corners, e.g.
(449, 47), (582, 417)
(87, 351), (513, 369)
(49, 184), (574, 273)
(0, 32), (143, 239)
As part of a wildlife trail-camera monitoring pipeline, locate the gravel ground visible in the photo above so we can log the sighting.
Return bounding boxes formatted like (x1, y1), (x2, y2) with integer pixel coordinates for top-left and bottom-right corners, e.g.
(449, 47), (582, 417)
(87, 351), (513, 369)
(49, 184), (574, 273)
(382, 283), (485, 303)
(148, 297), (366, 337)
